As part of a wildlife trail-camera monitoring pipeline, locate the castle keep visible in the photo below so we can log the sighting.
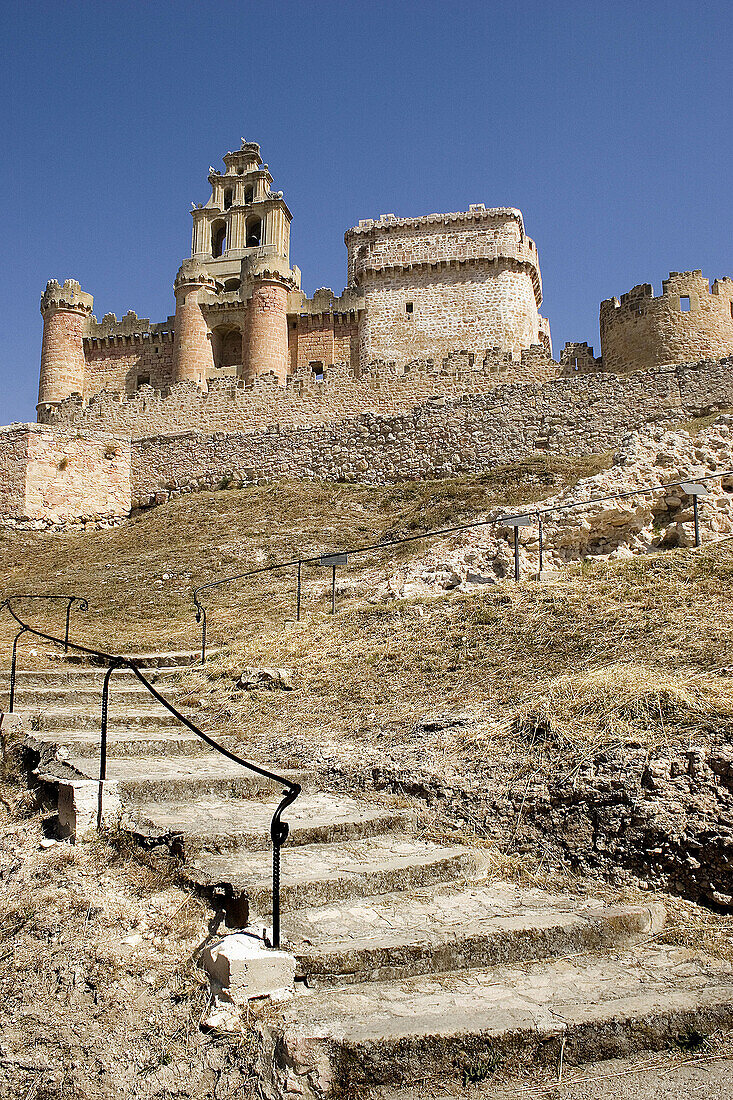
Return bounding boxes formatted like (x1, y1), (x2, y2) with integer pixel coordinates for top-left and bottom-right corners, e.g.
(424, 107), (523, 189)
(37, 140), (553, 421)
(2, 138), (733, 527)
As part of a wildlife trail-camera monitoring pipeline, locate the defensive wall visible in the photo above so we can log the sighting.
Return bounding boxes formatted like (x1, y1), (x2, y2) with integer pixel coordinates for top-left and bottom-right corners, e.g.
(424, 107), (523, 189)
(130, 355), (733, 505)
(0, 424), (131, 527)
(7, 355), (733, 528)
(39, 346), (561, 438)
(600, 270), (733, 375)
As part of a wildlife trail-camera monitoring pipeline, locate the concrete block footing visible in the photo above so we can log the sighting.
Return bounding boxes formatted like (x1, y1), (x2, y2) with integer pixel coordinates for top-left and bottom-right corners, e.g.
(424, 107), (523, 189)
(57, 778), (122, 838)
(202, 931), (296, 1004)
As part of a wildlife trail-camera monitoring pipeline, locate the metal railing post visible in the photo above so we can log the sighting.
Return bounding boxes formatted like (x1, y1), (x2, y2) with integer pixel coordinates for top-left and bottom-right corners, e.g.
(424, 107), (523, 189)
(538, 515), (544, 574)
(693, 495), (701, 548)
(296, 560), (302, 622)
(514, 527), (520, 582)
(331, 564), (336, 614)
(269, 783), (301, 949)
(9, 627), (28, 713)
(97, 662), (119, 828)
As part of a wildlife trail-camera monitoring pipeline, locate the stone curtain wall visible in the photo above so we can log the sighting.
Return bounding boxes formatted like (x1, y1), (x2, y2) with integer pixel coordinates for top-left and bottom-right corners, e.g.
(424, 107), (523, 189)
(40, 349), (561, 438)
(84, 333), (175, 398)
(600, 271), (733, 375)
(130, 358), (733, 506)
(0, 424), (131, 527)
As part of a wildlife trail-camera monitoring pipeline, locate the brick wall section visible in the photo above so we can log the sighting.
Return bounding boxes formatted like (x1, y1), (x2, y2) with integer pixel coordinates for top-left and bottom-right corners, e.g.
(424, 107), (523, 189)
(289, 315), (359, 377)
(0, 424), (131, 526)
(83, 332), (175, 397)
(245, 280), (289, 384)
(129, 357), (733, 506)
(42, 348), (561, 437)
(600, 271), (733, 374)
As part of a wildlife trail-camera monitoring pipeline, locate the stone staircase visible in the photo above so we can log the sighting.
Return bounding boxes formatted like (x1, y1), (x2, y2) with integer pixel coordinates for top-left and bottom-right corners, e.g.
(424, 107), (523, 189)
(5, 659), (733, 1097)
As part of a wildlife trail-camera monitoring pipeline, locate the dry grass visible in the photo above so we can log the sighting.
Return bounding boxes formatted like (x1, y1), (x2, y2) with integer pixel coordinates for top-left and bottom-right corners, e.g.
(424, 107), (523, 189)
(0, 455), (609, 654)
(515, 663), (733, 750)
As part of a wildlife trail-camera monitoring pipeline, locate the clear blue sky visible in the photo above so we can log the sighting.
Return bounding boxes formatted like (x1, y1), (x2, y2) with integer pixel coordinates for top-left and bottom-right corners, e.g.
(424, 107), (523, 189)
(1, 0), (731, 424)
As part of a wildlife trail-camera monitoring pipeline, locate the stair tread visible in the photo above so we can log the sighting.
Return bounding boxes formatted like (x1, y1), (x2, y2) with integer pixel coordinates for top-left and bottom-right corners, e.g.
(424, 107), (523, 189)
(286, 881), (657, 960)
(43, 752), (298, 782)
(190, 835), (472, 889)
(275, 945), (733, 1044)
(130, 792), (406, 838)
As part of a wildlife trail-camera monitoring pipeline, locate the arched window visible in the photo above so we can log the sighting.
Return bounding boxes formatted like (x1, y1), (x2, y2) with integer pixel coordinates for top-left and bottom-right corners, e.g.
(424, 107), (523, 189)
(244, 186), (254, 204)
(223, 188), (233, 210)
(212, 220), (227, 258)
(223, 278), (241, 292)
(246, 216), (262, 247)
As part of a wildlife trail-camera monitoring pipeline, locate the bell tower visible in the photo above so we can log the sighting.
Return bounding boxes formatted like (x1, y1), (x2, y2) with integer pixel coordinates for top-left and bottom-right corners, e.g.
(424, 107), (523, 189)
(176, 139), (299, 386)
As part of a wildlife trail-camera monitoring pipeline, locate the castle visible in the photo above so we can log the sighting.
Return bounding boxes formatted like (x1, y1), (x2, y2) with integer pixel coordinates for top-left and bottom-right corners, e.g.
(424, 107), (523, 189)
(2, 139), (733, 527)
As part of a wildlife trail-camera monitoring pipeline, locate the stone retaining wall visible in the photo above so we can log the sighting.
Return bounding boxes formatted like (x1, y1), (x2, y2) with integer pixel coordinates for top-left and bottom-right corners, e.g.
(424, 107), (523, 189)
(130, 358), (733, 507)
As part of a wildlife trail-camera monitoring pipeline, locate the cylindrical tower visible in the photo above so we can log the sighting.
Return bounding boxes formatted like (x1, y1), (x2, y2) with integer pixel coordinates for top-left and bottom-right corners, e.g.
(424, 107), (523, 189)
(172, 262), (217, 386)
(38, 279), (94, 414)
(244, 276), (290, 385)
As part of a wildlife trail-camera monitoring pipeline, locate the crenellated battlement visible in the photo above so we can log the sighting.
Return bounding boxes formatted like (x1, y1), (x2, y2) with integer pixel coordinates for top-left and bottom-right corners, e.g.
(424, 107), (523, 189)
(40, 279), (94, 317)
(600, 270), (733, 374)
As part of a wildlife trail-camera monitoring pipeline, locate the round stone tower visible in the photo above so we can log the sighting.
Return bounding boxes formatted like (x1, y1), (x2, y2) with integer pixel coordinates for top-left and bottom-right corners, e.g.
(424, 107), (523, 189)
(38, 279), (94, 413)
(244, 275), (290, 385)
(172, 261), (217, 386)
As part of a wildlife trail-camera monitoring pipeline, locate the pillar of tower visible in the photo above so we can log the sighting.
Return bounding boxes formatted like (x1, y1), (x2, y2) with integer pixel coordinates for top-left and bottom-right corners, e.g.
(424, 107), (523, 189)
(38, 279), (94, 412)
(172, 263), (216, 386)
(244, 276), (289, 385)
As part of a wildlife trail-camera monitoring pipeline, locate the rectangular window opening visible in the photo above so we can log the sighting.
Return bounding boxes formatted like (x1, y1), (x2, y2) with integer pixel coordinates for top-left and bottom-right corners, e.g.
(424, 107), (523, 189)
(680, 295), (691, 312)
(405, 301), (414, 314)
(310, 360), (324, 382)
(137, 373), (151, 388)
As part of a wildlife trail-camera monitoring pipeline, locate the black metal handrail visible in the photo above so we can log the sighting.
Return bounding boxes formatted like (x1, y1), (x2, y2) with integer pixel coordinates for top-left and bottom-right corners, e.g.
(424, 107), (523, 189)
(0, 598), (300, 948)
(192, 466), (733, 661)
(2, 594), (88, 655)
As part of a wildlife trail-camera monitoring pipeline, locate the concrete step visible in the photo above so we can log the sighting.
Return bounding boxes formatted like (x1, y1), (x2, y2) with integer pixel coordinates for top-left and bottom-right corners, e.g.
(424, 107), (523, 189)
(22, 706), (185, 730)
(26, 728), (214, 760)
(286, 880), (666, 986)
(38, 753), (308, 803)
(267, 945), (733, 1094)
(128, 792), (411, 853)
(7, 687), (178, 707)
(57, 650), (209, 668)
(188, 836), (478, 917)
(1, 668), (144, 685)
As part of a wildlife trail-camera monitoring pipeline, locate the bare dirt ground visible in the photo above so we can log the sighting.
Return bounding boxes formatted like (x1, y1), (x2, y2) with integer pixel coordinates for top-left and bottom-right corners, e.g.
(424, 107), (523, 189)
(0, 778), (259, 1100)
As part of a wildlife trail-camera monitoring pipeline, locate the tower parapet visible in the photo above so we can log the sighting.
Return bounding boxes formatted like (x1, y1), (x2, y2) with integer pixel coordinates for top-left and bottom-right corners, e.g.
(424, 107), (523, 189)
(38, 279), (94, 412)
(600, 270), (733, 374)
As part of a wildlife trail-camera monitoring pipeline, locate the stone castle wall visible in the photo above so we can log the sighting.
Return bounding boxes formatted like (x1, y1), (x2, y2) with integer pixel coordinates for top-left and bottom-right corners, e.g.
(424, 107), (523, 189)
(40, 348), (561, 439)
(83, 331), (176, 398)
(0, 424), (131, 527)
(129, 357), (733, 507)
(600, 271), (733, 375)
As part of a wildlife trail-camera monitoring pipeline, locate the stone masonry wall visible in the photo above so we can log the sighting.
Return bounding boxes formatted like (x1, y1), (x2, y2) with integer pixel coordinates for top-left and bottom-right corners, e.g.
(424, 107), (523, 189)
(600, 271), (733, 375)
(41, 348), (561, 438)
(357, 263), (545, 366)
(84, 333), (175, 399)
(0, 424), (131, 527)
(129, 357), (733, 507)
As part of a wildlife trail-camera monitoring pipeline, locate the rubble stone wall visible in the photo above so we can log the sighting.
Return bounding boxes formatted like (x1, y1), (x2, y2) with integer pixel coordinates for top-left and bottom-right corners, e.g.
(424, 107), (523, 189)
(40, 348), (561, 438)
(129, 358), (733, 507)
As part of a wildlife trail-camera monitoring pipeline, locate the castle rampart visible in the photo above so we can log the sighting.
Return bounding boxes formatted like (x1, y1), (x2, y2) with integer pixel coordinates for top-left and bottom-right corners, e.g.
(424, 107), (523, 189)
(600, 270), (733, 374)
(38, 280), (94, 412)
